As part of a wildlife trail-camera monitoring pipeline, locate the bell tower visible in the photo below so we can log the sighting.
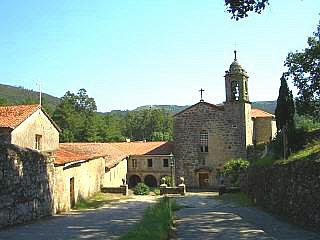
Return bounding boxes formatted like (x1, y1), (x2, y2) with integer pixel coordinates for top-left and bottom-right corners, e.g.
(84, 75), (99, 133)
(224, 51), (253, 153)
(225, 50), (249, 103)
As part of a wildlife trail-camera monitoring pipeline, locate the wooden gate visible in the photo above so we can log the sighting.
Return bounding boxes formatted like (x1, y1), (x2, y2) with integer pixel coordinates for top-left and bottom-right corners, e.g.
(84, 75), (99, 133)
(70, 177), (75, 208)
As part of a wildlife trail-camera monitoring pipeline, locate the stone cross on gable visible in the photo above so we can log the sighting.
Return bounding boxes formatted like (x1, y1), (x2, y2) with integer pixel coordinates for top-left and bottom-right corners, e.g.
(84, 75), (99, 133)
(199, 88), (204, 102)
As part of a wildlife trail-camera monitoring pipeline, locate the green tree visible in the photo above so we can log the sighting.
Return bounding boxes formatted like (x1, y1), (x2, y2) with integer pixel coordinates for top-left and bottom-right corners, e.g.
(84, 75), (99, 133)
(0, 96), (8, 106)
(52, 89), (99, 142)
(285, 21), (320, 121)
(275, 74), (295, 131)
(225, 0), (269, 20)
(275, 74), (295, 159)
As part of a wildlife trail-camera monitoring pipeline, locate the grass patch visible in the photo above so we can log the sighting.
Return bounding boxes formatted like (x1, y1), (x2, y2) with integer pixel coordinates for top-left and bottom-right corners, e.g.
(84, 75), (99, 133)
(253, 155), (277, 167)
(73, 192), (130, 210)
(253, 139), (320, 166)
(119, 197), (177, 240)
(212, 192), (252, 207)
(287, 140), (320, 162)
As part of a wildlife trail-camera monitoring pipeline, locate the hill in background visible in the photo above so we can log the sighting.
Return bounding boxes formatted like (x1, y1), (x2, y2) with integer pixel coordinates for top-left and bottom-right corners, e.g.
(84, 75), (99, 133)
(0, 83), (276, 115)
(0, 84), (60, 113)
(133, 101), (276, 115)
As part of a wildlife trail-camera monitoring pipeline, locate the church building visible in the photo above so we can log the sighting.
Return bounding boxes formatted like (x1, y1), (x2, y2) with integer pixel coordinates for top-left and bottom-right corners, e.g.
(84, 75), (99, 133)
(173, 52), (276, 188)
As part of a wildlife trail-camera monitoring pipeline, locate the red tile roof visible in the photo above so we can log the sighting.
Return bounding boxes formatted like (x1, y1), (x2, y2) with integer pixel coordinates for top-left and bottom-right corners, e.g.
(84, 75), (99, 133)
(53, 143), (127, 167)
(251, 108), (275, 118)
(0, 104), (40, 129)
(53, 141), (174, 167)
(109, 141), (174, 155)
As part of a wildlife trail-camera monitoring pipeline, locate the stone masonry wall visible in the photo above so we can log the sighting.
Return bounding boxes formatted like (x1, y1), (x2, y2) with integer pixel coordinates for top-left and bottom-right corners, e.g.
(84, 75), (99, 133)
(241, 160), (320, 231)
(174, 102), (249, 188)
(0, 144), (54, 228)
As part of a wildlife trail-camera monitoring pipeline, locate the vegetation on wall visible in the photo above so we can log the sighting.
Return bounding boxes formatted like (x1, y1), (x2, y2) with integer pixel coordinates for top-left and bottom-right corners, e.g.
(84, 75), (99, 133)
(223, 159), (249, 186)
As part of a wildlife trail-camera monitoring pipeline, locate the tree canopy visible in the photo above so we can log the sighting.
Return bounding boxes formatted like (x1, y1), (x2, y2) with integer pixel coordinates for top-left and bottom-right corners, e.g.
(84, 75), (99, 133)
(285, 21), (320, 121)
(52, 89), (173, 143)
(225, 0), (269, 20)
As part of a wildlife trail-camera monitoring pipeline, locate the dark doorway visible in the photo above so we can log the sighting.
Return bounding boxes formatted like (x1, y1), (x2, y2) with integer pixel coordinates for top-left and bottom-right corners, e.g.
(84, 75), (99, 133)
(129, 175), (141, 187)
(199, 173), (209, 188)
(144, 175), (157, 187)
(70, 177), (75, 208)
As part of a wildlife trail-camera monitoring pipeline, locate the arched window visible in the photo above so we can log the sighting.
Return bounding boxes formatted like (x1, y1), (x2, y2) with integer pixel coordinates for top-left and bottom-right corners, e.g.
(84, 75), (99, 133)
(200, 130), (208, 153)
(231, 80), (240, 101)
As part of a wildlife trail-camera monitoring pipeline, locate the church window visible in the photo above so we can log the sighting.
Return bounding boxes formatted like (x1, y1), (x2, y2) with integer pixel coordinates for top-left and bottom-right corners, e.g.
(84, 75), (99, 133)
(147, 159), (153, 168)
(163, 159), (169, 167)
(132, 159), (137, 168)
(231, 81), (240, 101)
(200, 130), (208, 153)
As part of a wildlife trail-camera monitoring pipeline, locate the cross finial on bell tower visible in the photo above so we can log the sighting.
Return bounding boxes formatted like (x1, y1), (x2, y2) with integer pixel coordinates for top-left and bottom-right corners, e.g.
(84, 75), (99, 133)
(234, 42), (237, 61)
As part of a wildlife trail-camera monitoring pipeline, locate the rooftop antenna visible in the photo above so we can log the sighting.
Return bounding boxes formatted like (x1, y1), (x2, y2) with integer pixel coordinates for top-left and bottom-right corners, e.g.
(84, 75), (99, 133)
(36, 80), (42, 107)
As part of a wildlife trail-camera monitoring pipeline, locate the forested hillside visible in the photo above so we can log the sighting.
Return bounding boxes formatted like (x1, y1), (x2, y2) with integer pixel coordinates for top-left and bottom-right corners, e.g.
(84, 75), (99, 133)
(0, 84), (60, 114)
(0, 84), (280, 142)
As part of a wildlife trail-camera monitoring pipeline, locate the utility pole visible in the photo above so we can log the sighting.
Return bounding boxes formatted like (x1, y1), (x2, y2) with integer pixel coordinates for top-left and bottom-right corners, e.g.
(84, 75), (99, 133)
(36, 80), (42, 107)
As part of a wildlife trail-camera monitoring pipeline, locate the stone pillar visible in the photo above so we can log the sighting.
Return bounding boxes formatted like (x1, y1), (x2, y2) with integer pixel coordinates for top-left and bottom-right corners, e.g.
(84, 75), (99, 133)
(178, 184), (186, 196)
(160, 182), (167, 196)
(120, 184), (128, 196)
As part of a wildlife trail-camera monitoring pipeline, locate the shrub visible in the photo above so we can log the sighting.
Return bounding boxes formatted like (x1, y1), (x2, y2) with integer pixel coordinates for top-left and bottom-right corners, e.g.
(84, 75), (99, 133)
(134, 183), (150, 195)
(223, 159), (249, 186)
(160, 176), (172, 186)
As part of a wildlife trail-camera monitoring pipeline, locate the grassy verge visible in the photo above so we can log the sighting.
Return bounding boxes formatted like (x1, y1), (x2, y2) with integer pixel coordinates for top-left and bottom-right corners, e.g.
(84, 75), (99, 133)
(120, 197), (178, 240)
(73, 192), (131, 210)
(212, 192), (252, 207)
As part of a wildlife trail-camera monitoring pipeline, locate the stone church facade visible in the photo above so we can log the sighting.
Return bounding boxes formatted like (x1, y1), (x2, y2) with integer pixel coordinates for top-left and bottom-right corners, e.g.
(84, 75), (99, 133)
(173, 52), (276, 188)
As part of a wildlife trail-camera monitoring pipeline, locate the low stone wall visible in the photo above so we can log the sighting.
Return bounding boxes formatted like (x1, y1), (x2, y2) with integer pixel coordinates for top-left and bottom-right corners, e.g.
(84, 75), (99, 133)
(160, 184), (186, 196)
(241, 160), (320, 231)
(0, 144), (54, 228)
(101, 185), (128, 196)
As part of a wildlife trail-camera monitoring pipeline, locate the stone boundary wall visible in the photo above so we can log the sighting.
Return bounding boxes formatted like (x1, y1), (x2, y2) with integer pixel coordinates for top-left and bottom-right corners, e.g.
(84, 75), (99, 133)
(101, 185), (128, 196)
(241, 160), (320, 231)
(0, 144), (54, 228)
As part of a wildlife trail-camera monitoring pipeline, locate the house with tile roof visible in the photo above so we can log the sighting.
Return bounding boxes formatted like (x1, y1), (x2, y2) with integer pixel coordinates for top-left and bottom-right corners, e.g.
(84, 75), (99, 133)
(174, 52), (276, 189)
(0, 104), (60, 152)
(51, 142), (128, 212)
(109, 141), (174, 187)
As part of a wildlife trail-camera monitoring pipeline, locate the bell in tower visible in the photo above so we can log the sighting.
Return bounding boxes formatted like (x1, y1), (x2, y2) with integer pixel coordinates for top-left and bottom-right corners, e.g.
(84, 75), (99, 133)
(225, 51), (249, 103)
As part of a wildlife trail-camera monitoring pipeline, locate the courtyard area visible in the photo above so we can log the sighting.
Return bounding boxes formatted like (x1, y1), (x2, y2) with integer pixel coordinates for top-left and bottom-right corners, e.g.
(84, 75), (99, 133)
(173, 192), (320, 240)
(0, 192), (319, 240)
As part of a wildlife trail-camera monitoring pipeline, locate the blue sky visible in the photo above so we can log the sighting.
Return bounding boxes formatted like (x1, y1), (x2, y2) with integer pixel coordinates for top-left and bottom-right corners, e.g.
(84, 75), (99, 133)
(0, 1), (319, 111)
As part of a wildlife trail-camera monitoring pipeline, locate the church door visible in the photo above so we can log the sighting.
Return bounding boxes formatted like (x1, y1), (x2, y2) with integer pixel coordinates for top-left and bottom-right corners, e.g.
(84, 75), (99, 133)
(199, 173), (209, 188)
